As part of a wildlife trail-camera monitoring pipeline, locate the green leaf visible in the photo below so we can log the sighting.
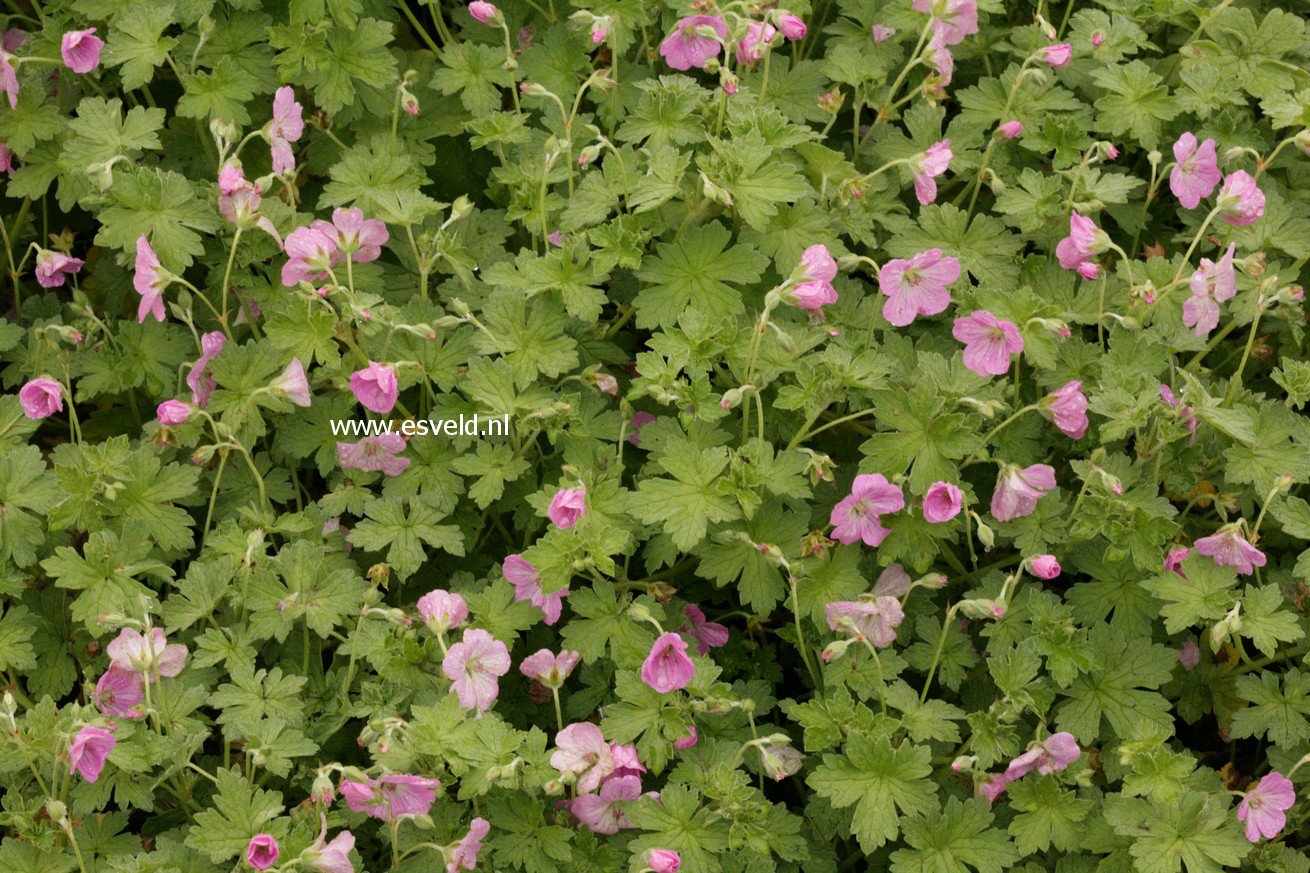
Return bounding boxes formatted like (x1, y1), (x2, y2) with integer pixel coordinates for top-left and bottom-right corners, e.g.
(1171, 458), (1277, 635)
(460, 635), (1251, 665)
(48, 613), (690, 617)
(1056, 624), (1175, 743)
(106, 2), (179, 90)
(0, 606), (37, 673)
(627, 784), (733, 873)
(348, 496), (465, 580)
(95, 168), (221, 268)
(1230, 668), (1310, 749)
(177, 57), (260, 125)
(1141, 555), (1237, 634)
(809, 734), (937, 852)
(450, 442), (531, 509)
(433, 43), (515, 116)
(1006, 779), (1092, 854)
(1103, 795), (1249, 873)
(184, 767), (286, 863)
(0, 445), (61, 567)
(1238, 585), (1305, 658)
(889, 797), (1019, 873)
(883, 205), (1019, 287)
(303, 19), (399, 114)
(633, 223), (768, 329)
(1090, 60), (1180, 149)
(633, 444), (741, 550)
(60, 97), (165, 174)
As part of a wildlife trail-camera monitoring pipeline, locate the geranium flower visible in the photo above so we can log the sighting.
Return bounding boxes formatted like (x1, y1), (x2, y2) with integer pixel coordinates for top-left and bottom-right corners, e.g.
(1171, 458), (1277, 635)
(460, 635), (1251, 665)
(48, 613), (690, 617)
(878, 248), (960, 326)
(911, 140), (951, 204)
(1237, 772), (1295, 842)
(911, 0), (977, 45)
(548, 485), (587, 528)
(923, 481), (963, 522)
(1005, 732), (1080, 780)
(269, 86), (304, 175)
(659, 16), (728, 70)
(609, 743), (645, 779)
(871, 24), (896, 43)
(18, 377), (63, 419)
(417, 590), (467, 634)
(468, 2), (500, 25)
(778, 15), (806, 41)
(314, 208), (388, 262)
(337, 434), (411, 477)
(341, 774), (441, 820)
(442, 628), (511, 714)
(1194, 524), (1266, 575)
(1216, 171), (1265, 225)
(107, 627), (187, 679)
(246, 835), (279, 871)
(736, 22), (777, 64)
(1029, 555), (1061, 579)
(952, 310), (1024, 377)
(572, 774), (641, 834)
(1165, 546), (1192, 576)
(628, 411), (656, 446)
(1170, 132), (1221, 209)
(872, 564), (913, 597)
(281, 225), (338, 286)
(641, 632), (694, 693)
(647, 850), (682, 873)
(61, 28), (103, 73)
(673, 725), (698, 749)
(551, 723), (614, 793)
(997, 120), (1023, 138)
(1178, 640), (1201, 670)
(1039, 380), (1089, 439)
(34, 249), (84, 288)
(1183, 243), (1237, 336)
(826, 596), (904, 648)
(1055, 212), (1109, 278)
(94, 667), (144, 719)
(0, 47), (19, 108)
(303, 815), (355, 873)
(760, 744), (803, 780)
(349, 361), (399, 414)
(924, 22), (954, 93)
(978, 773), (1010, 804)
(504, 554), (569, 625)
(271, 358), (312, 407)
(1041, 43), (1072, 66)
(830, 473), (904, 546)
(186, 331), (226, 407)
(134, 235), (170, 323)
(69, 725), (116, 782)
(446, 818), (490, 872)
(991, 463), (1056, 521)
(680, 604), (728, 654)
(520, 649), (580, 687)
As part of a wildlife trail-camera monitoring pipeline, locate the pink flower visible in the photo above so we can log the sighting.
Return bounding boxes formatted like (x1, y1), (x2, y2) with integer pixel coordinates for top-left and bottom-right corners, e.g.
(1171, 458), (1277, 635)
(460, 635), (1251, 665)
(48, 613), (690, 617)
(303, 815), (354, 873)
(0, 48), (18, 109)
(1237, 772), (1295, 843)
(1030, 555), (1061, 579)
(1170, 133), (1221, 209)
(520, 649), (580, 687)
(924, 23), (954, 92)
(504, 554), (569, 625)
(1217, 171), (1265, 226)
(69, 725), (115, 782)
(796, 244), (837, 283)
(912, 140), (952, 204)
(548, 485), (587, 528)
(337, 434), (411, 477)
(246, 835), (279, 870)
(1055, 211), (1109, 275)
(107, 627), (187, 679)
(1184, 243), (1237, 336)
(871, 24), (896, 43)
(978, 773), (1009, 804)
(349, 361), (399, 414)
(94, 667), (144, 719)
(647, 850), (682, 873)
(282, 225), (339, 286)
(186, 331), (225, 407)
(830, 473), (904, 546)
(269, 87), (304, 175)
(911, 0), (978, 45)
(629, 411), (656, 446)
(1091, 31), (1104, 47)
(826, 596), (904, 648)
(761, 744), (803, 780)
(442, 628), (511, 714)
(156, 400), (192, 425)
(659, 16), (728, 71)
(551, 723), (614, 793)
(0, 142), (12, 174)
(872, 564), (913, 598)
(591, 22), (608, 44)
(778, 15), (806, 41)
(990, 463), (1056, 522)
(736, 22), (777, 64)
(608, 743), (644, 780)
(790, 279), (838, 311)
(1194, 525), (1266, 575)
(1040, 380), (1089, 439)
(416, 590), (467, 634)
(18, 377), (63, 419)
(641, 632), (695, 693)
(1005, 732), (1080, 780)
(342, 774), (441, 820)
(573, 775), (641, 834)
(1165, 546), (1192, 576)
(1160, 384), (1198, 444)
(879, 248), (961, 326)
(1178, 640), (1201, 670)
(134, 235), (169, 323)
(271, 358), (312, 407)
(468, 1), (499, 24)
(997, 120), (1023, 139)
(923, 481), (963, 523)
(34, 250), (84, 288)
(61, 28), (103, 73)
(314, 208), (388, 262)
(1041, 44), (1072, 66)
(952, 310), (1024, 377)
(672, 725), (698, 750)
(447, 818), (490, 873)
(681, 604), (728, 654)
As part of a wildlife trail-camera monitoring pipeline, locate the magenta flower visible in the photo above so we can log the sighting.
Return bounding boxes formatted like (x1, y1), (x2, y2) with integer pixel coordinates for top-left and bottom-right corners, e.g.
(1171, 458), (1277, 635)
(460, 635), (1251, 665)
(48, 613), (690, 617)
(681, 604), (729, 654)
(1169, 132), (1221, 209)
(548, 485), (587, 528)
(991, 463), (1056, 522)
(337, 434), (411, 477)
(830, 473), (905, 546)
(1194, 524), (1266, 575)
(736, 22), (777, 64)
(416, 590), (468, 634)
(520, 648), (580, 687)
(1178, 640), (1201, 670)
(69, 725), (115, 783)
(447, 818), (490, 872)
(0, 48), (18, 109)
(997, 120), (1023, 139)
(134, 235), (169, 323)
(1039, 380), (1089, 439)
(923, 481), (963, 523)
(647, 850), (682, 873)
(1217, 171), (1265, 225)
(1055, 211), (1109, 276)
(673, 725), (698, 749)
(186, 331), (225, 408)
(349, 361), (399, 414)
(107, 627), (187, 679)
(911, 0), (977, 45)
(1030, 555), (1061, 579)
(1041, 43), (1072, 66)
(246, 835), (279, 870)
(878, 248), (960, 326)
(314, 208), (388, 263)
(826, 596), (904, 648)
(269, 86), (304, 175)
(641, 632), (695, 693)
(94, 667), (144, 719)
(573, 774), (642, 834)
(952, 310), (1024, 377)
(342, 774), (441, 820)
(1184, 243), (1237, 336)
(872, 564), (913, 597)
(1165, 546), (1192, 576)
(304, 816), (355, 873)
(504, 554), (569, 625)
(156, 400), (192, 425)
(468, 1), (500, 24)
(1005, 732), (1080, 781)
(282, 225), (340, 286)
(1237, 772), (1295, 843)
(551, 723), (614, 793)
(271, 358), (312, 407)
(628, 411), (656, 446)
(778, 15), (806, 41)
(18, 377), (63, 419)
(442, 628), (511, 714)
(659, 16), (728, 71)
(912, 140), (952, 204)
(34, 249), (84, 288)
(60, 28), (103, 73)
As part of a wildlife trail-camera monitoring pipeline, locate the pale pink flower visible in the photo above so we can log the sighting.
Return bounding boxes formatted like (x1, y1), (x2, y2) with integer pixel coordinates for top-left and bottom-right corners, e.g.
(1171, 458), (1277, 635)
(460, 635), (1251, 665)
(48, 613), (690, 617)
(134, 235), (168, 323)
(778, 15), (806, 41)
(978, 773), (1009, 804)
(447, 818), (490, 873)
(1040, 380), (1088, 439)
(34, 249), (84, 288)
(520, 649), (580, 687)
(923, 481), (963, 523)
(186, 331), (225, 407)
(314, 208), (388, 262)
(337, 434), (411, 477)
(551, 723), (614, 793)
(1217, 171), (1265, 225)
(1178, 640), (1201, 670)
(952, 310), (1024, 377)
(468, 2), (499, 24)
(761, 744), (803, 780)
(271, 358), (312, 407)
(304, 815), (355, 873)
(789, 279), (838, 311)
(647, 850), (682, 873)
(871, 24), (896, 43)
(591, 23), (608, 44)
(1165, 546), (1192, 576)
(548, 485), (587, 528)
(911, 0), (977, 45)
(269, 87), (304, 175)
(504, 554), (569, 625)
(107, 627), (187, 679)
(924, 23), (954, 92)
(659, 16), (728, 71)
(573, 775), (641, 834)
(18, 377), (63, 419)
(349, 361), (399, 414)
(1237, 772), (1295, 843)
(629, 411), (656, 446)
(69, 725), (115, 782)
(442, 628), (511, 714)
(1170, 133), (1221, 209)
(1190, 243), (1237, 301)
(1055, 212), (1108, 275)
(672, 725), (698, 750)
(1041, 44), (1072, 66)
(872, 564), (913, 598)
(609, 743), (644, 779)
(826, 596), (904, 648)
(736, 22), (777, 65)
(990, 463), (1056, 522)
(342, 774), (441, 820)
(997, 120), (1023, 139)
(681, 604), (728, 654)
(61, 28), (103, 74)
(879, 248), (960, 326)
(94, 667), (144, 719)
(912, 140), (951, 204)
(0, 48), (18, 109)
(1160, 384), (1198, 444)
(1030, 555), (1061, 579)
(547, 230), (566, 247)
(1194, 525), (1266, 575)
(830, 473), (904, 546)
(0, 142), (12, 174)
(796, 244), (837, 283)
(246, 835), (279, 870)
(1091, 31), (1104, 47)
(416, 590), (467, 634)
(641, 632), (694, 693)
(1005, 732), (1080, 780)
(281, 225), (339, 286)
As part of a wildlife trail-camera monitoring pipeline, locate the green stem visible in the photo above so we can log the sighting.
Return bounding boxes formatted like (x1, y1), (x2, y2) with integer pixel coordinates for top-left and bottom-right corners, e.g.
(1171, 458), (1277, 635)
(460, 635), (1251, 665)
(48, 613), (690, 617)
(919, 604), (958, 703)
(1222, 304), (1264, 407)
